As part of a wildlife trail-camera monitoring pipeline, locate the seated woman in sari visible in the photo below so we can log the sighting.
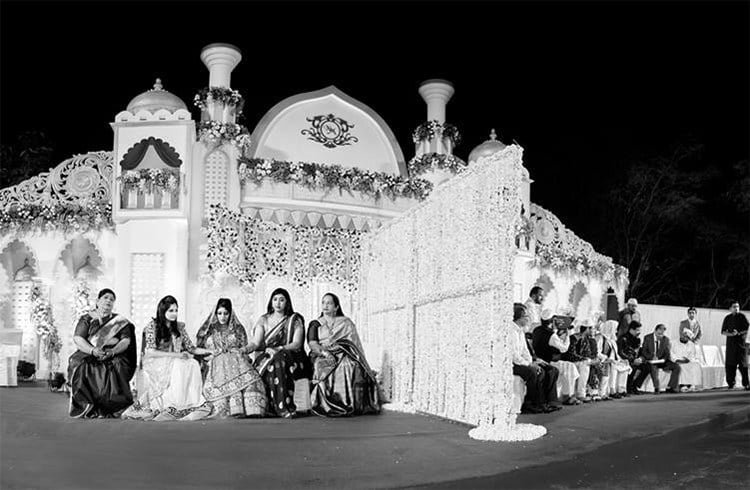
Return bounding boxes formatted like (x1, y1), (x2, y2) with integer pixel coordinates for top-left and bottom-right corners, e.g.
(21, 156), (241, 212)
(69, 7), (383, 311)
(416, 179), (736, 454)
(123, 295), (212, 421)
(252, 288), (312, 418)
(195, 298), (267, 418)
(68, 288), (137, 418)
(308, 293), (380, 417)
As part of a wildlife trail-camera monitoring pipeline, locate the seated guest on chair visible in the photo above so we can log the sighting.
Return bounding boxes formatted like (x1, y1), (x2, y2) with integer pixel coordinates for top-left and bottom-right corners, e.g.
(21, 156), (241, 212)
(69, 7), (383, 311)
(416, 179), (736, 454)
(532, 310), (580, 406)
(511, 303), (561, 414)
(308, 293), (380, 417)
(253, 288), (312, 418)
(195, 298), (267, 418)
(572, 321), (604, 402)
(68, 288), (137, 418)
(633, 324), (681, 394)
(671, 307), (704, 392)
(617, 321), (646, 395)
(123, 295), (213, 421)
(596, 320), (632, 399)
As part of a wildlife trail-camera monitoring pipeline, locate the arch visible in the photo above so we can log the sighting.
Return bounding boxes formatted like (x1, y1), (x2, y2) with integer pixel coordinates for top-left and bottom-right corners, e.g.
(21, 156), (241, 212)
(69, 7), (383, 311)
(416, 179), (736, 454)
(120, 137), (183, 170)
(58, 237), (103, 280)
(249, 86), (407, 176)
(568, 281), (589, 320)
(0, 239), (38, 280)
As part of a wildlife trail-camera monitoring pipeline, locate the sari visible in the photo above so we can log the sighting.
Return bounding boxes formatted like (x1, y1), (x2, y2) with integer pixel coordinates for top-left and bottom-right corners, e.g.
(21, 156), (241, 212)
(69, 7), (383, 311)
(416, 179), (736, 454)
(68, 313), (137, 418)
(308, 316), (380, 417)
(253, 313), (312, 417)
(195, 311), (267, 417)
(123, 321), (207, 420)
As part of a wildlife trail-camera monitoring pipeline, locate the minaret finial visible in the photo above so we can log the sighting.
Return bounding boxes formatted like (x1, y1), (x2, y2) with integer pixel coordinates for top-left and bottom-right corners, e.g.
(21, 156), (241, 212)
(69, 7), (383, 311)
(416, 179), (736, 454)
(153, 78), (163, 90)
(489, 128), (497, 141)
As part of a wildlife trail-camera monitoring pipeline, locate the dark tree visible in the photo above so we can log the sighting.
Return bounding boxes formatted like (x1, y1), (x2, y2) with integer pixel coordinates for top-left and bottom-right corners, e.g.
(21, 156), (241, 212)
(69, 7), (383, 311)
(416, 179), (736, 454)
(0, 131), (55, 189)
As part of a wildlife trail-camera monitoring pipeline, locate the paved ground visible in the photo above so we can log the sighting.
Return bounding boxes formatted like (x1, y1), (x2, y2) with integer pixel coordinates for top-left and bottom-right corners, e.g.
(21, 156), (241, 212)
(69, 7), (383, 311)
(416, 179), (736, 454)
(1, 385), (748, 489)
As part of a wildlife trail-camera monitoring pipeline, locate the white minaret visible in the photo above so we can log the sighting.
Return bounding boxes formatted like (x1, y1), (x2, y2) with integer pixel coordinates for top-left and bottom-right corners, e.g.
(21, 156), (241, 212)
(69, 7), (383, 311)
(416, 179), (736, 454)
(418, 79), (454, 124)
(416, 79), (456, 157)
(200, 43), (242, 88)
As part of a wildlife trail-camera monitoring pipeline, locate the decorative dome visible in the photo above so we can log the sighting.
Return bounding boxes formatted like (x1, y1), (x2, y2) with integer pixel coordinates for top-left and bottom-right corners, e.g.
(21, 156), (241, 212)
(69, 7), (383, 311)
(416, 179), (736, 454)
(126, 79), (187, 113)
(468, 129), (507, 164)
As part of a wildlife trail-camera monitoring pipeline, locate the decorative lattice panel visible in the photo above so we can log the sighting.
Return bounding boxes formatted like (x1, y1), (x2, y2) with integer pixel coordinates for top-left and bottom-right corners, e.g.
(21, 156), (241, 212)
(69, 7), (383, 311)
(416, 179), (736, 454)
(204, 151), (229, 216)
(11, 282), (35, 362)
(130, 254), (164, 332)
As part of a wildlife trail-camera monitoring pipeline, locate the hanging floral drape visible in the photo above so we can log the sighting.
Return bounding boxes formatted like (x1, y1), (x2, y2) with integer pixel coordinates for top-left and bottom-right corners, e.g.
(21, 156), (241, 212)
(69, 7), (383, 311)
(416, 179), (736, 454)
(205, 204), (363, 292)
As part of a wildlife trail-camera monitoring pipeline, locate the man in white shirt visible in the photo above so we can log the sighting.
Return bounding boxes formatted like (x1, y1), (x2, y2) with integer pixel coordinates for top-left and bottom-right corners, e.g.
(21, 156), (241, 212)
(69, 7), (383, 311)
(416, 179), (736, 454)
(511, 303), (560, 414)
(523, 286), (545, 330)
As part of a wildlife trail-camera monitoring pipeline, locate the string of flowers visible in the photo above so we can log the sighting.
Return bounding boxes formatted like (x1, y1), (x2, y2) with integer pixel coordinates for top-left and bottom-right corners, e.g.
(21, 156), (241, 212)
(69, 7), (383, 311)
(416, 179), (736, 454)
(407, 153), (468, 177)
(412, 120), (462, 146)
(198, 121), (252, 157)
(30, 284), (62, 370)
(73, 280), (93, 320)
(238, 158), (433, 202)
(193, 87), (245, 115)
(534, 243), (629, 284)
(117, 168), (180, 193)
(0, 201), (113, 236)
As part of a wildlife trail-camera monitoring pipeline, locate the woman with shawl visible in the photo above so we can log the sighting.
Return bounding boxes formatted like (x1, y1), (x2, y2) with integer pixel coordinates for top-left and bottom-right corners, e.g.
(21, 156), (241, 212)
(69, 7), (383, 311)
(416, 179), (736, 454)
(252, 288), (312, 418)
(123, 295), (212, 421)
(596, 319), (632, 399)
(68, 288), (137, 418)
(195, 298), (267, 417)
(307, 293), (380, 417)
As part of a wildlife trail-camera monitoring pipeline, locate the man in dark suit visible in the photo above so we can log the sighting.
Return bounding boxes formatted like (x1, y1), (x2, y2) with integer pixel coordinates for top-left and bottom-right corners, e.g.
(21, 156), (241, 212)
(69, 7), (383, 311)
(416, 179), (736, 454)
(633, 324), (681, 393)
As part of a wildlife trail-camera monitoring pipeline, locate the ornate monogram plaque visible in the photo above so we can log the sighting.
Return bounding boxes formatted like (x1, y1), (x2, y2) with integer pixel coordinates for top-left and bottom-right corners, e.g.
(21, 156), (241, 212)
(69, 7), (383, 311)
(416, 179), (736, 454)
(301, 114), (358, 148)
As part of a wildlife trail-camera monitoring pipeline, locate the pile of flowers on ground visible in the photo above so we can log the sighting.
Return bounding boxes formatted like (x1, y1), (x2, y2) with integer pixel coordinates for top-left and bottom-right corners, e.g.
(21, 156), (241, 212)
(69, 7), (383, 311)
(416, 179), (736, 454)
(0, 201), (113, 236)
(116, 168), (180, 193)
(238, 158), (433, 201)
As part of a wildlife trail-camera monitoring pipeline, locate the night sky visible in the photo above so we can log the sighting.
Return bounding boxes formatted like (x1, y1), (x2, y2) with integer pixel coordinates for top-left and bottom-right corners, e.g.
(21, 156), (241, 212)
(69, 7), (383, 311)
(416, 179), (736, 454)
(1, 0), (748, 246)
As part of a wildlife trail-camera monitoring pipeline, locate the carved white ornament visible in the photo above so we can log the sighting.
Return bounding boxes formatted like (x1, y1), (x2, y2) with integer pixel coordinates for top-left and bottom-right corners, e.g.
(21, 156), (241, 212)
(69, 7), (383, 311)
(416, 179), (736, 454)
(0, 151), (113, 211)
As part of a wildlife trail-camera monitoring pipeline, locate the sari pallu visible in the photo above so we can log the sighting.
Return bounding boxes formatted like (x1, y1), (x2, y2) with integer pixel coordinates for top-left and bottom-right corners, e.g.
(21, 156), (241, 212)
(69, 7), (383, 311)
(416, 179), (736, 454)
(196, 318), (267, 417)
(308, 317), (380, 417)
(68, 314), (136, 418)
(253, 313), (311, 417)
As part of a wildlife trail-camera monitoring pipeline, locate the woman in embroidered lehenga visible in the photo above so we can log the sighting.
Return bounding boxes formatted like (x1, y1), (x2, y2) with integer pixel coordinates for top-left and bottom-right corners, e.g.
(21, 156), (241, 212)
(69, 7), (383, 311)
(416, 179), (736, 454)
(252, 288), (312, 418)
(122, 296), (212, 421)
(308, 293), (380, 417)
(68, 288), (137, 418)
(195, 298), (267, 418)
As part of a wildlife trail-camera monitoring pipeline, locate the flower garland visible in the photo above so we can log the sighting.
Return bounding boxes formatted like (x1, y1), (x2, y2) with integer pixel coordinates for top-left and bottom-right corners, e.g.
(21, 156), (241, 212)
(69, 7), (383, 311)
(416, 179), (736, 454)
(534, 243), (629, 284)
(193, 86), (245, 115)
(238, 158), (433, 202)
(0, 201), (113, 236)
(198, 121), (252, 157)
(407, 153), (468, 177)
(117, 168), (180, 193)
(30, 284), (62, 369)
(411, 120), (462, 146)
(73, 280), (93, 320)
(205, 204), (364, 292)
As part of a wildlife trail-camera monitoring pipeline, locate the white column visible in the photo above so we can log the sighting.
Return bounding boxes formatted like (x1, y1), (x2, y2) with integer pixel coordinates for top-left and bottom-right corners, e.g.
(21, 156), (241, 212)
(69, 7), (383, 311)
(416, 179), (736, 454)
(418, 79), (454, 123)
(200, 43), (243, 88)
